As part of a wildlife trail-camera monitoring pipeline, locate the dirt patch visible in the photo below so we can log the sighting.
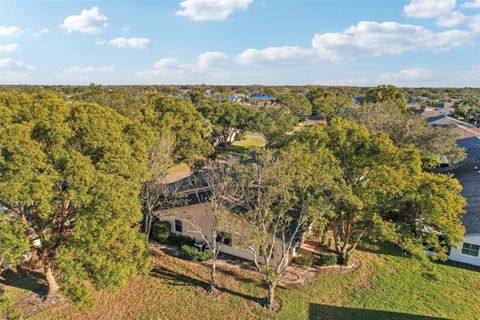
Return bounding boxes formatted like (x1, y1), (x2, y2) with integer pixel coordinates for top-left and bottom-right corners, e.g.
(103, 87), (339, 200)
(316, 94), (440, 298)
(15, 293), (67, 318)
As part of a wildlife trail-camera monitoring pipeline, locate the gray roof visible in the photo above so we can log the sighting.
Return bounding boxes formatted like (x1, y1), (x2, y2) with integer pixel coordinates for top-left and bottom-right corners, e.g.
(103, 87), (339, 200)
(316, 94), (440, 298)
(448, 160), (480, 234)
(423, 112), (480, 234)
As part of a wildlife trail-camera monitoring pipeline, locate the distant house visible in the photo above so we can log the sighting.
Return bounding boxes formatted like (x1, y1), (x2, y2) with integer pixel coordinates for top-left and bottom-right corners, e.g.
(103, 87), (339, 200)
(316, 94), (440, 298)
(248, 94), (275, 106)
(229, 93), (246, 103)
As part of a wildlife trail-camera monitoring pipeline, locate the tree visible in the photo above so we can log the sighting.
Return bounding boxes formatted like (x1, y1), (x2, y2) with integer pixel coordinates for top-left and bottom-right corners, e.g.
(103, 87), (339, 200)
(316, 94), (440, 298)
(235, 146), (334, 310)
(0, 92), (151, 303)
(453, 97), (480, 126)
(144, 95), (214, 165)
(276, 93), (312, 121)
(254, 106), (299, 148)
(340, 102), (466, 166)
(188, 161), (240, 294)
(381, 172), (466, 260)
(364, 85), (407, 110)
(306, 87), (352, 120)
(0, 214), (30, 268)
(141, 133), (178, 240)
(197, 102), (255, 149)
(292, 118), (465, 263)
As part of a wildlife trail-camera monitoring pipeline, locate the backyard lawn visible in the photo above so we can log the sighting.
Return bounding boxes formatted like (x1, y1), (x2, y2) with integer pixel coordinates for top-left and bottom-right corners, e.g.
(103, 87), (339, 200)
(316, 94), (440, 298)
(229, 132), (266, 153)
(2, 242), (479, 320)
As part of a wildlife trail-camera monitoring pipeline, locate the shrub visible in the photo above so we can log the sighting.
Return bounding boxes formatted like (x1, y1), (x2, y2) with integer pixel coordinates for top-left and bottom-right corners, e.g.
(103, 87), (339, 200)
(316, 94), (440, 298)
(342, 253), (353, 266)
(180, 245), (212, 262)
(293, 254), (314, 267)
(167, 233), (195, 247)
(151, 221), (171, 243)
(318, 252), (338, 266)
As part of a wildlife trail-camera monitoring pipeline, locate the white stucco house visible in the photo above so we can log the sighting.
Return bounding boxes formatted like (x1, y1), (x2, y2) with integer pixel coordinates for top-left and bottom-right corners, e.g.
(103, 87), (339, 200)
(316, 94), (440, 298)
(449, 233), (480, 266)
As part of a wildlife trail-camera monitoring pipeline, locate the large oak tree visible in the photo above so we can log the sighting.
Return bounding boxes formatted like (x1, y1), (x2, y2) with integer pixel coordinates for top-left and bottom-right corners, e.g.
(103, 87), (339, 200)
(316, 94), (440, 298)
(0, 92), (151, 303)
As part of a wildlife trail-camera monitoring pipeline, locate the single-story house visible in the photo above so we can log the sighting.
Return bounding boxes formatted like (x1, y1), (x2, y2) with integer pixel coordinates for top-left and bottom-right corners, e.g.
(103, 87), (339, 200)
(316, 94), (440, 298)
(152, 174), (298, 266)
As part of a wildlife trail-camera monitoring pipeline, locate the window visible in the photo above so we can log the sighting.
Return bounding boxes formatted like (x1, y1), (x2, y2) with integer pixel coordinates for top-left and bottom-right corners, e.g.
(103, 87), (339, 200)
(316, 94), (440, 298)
(216, 231), (232, 246)
(174, 219), (183, 233)
(461, 242), (480, 257)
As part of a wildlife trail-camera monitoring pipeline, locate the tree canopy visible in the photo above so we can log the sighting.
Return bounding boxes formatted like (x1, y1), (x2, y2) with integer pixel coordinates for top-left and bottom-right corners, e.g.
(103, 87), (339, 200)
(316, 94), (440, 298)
(0, 92), (151, 303)
(339, 102), (466, 166)
(364, 85), (407, 110)
(291, 118), (465, 262)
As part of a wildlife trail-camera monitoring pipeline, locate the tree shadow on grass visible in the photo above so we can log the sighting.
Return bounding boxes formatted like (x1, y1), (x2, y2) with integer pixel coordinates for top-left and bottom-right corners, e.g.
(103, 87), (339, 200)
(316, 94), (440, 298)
(435, 259), (480, 273)
(150, 266), (262, 304)
(216, 265), (257, 284)
(0, 268), (46, 296)
(358, 241), (407, 258)
(309, 304), (447, 320)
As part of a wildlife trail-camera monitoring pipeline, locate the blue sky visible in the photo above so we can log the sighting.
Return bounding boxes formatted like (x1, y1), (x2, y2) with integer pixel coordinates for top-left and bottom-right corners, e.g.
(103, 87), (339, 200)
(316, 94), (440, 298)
(0, 0), (479, 86)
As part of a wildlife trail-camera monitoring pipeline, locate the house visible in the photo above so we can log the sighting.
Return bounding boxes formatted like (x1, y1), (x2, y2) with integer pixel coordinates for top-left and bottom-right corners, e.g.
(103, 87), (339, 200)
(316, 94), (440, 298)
(446, 160), (480, 267)
(248, 94), (275, 106)
(154, 202), (259, 262)
(152, 173), (294, 266)
(423, 110), (480, 266)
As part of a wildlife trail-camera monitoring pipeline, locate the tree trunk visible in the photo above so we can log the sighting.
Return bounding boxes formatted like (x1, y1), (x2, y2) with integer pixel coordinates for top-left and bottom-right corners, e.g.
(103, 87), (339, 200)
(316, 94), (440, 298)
(265, 280), (277, 310)
(208, 257), (218, 294)
(44, 263), (60, 299)
(143, 210), (152, 241)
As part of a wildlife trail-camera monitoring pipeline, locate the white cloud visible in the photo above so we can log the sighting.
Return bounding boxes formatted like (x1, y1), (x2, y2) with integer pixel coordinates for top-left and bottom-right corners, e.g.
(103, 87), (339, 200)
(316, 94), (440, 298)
(32, 28), (49, 37)
(176, 0), (252, 22)
(378, 68), (434, 83)
(315, 67), (480, 87)
(468, 15), (480, 32)
(196, 51), (229, 69)
(235, 21), (474, 65)
(235, 46), (315, 66)
(0, 58), (33, 71)
(60, 7), (108, 34)
(436, 11), (466, 27)
(404, 0), (456, 18)
(376, 67), (480, 87)
(97, 37), (150, 48)
(0, 26), (23, 36)
(0, 43), (19, 52)
(0, 58), (34, 83)
(461, 0), (480, 8)
(63, 66), (114, 76)
(122, 25), (130, 32)
(311, 21), (474, 61)
(136, 51), (229, 83)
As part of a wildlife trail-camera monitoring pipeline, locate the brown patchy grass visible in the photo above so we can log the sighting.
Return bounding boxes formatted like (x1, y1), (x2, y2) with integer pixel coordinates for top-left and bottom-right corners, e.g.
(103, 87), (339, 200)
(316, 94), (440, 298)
(3, 242), (480, 320)
(26, 250), (272, 320)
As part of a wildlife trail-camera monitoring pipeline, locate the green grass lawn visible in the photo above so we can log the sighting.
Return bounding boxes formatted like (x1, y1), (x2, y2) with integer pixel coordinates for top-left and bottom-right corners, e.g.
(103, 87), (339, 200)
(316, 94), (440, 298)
(228, 132), (266, 154)
(2, 242), (479, 320)
(167, 163), (190, 175)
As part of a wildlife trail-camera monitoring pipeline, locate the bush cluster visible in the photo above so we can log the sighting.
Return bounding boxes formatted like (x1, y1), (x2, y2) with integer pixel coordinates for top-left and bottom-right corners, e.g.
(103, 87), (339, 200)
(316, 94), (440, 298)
(151, 221), (171, 244)
(318, 252), (338, 266)
(180, 245), (212, 262)
(293, 254), (314, 267)
(168, 233), (196, 247)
